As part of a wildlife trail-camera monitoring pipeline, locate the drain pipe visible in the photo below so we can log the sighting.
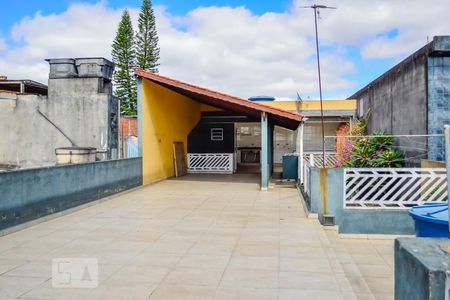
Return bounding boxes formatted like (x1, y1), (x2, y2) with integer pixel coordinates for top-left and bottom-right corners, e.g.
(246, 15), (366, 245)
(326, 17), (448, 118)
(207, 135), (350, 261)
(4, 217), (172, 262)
(37, 109), (77, 146)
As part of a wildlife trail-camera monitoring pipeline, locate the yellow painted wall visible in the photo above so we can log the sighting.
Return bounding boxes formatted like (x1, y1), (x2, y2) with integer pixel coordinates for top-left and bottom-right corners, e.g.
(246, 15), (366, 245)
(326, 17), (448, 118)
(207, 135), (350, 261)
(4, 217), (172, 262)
(142, 79), (201, 184)
(200, 103), (223, 111)
(257, 100), (357, 112)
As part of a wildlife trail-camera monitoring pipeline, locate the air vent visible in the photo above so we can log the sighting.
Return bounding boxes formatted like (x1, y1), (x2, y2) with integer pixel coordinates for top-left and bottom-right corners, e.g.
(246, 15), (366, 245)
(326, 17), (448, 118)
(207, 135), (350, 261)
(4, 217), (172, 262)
(322, 215), (335, 226)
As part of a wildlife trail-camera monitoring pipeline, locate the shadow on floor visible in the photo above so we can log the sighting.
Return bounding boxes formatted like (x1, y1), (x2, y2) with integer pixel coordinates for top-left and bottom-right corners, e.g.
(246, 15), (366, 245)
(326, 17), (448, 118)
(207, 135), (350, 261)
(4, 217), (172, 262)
(171, 173), (260, 184)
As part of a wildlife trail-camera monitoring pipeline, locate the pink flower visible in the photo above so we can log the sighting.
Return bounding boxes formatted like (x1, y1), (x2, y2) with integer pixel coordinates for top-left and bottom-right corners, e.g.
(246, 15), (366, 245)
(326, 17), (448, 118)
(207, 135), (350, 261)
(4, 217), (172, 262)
(344, 152), (350, 157)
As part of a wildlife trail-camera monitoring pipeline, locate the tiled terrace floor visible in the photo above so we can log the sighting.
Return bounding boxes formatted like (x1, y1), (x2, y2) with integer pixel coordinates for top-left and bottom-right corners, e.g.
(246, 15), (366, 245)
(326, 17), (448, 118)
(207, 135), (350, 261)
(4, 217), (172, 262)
(0, 174), (394, 300)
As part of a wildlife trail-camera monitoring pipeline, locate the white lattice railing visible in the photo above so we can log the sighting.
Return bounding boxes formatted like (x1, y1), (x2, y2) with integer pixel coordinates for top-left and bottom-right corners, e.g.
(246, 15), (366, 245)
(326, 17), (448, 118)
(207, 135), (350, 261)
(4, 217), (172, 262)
(187, 153), (234, 174)
(300, 153), (338, 184)
(344, 168), (448, 209)
(303, 153), (338, 167)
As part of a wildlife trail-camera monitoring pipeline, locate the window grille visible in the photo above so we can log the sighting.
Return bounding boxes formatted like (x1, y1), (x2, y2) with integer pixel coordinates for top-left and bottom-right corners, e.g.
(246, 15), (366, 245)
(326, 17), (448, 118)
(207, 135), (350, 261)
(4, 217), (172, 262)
(211, 128), (224, 141)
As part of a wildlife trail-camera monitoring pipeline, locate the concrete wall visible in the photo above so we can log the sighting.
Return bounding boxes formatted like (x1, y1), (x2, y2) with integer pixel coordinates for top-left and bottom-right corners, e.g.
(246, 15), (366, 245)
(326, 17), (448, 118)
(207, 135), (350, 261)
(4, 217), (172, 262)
(350, 36), (450, 165)
(350, 47), (428, 165)
(421, 159), (446, 168)
(0, 68), (118, 168)
(141, 79), (202, 184)
(0, 157), (142, 230)
(395, 238), (450, 300)
(307, 167), (415, 234)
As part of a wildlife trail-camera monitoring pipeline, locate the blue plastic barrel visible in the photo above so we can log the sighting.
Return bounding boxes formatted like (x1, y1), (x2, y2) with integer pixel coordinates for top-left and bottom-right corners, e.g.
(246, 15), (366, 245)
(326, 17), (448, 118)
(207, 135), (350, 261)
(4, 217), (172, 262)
(409, 203), (450, 238)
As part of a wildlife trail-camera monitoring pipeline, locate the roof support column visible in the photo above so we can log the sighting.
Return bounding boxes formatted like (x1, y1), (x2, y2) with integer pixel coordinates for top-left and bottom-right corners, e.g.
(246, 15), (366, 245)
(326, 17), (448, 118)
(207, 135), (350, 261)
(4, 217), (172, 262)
(261, 112), (269, 190)
(137, 77), (143, 157)
(297, 122), (304, 183)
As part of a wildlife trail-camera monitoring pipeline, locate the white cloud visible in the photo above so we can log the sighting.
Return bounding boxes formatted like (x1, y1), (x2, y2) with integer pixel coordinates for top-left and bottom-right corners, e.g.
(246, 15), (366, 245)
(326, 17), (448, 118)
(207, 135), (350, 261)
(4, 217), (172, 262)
(292, 0), (450, 60)
(0, 0), (449, 98)
(0, 2), (137, 84)
(0, 37), (5, 52)
(155, 5), (356, 98)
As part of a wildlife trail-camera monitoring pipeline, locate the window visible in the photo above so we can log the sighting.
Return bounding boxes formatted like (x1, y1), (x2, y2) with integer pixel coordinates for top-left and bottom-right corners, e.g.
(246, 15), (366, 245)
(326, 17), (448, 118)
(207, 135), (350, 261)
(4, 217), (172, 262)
(211, 128), (224, 141)
(239, 126), (251, 135)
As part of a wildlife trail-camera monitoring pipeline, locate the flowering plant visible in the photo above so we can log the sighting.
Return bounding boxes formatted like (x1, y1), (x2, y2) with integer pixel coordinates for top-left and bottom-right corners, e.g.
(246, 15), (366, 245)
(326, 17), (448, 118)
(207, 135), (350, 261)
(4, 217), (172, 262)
(335, 131), (405, 168)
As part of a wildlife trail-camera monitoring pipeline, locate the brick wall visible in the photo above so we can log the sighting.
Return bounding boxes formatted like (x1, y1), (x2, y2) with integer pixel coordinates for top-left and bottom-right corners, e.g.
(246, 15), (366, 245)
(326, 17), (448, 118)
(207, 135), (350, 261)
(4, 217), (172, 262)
(335, 123), (350, 155)
(120, 116), (138, 137)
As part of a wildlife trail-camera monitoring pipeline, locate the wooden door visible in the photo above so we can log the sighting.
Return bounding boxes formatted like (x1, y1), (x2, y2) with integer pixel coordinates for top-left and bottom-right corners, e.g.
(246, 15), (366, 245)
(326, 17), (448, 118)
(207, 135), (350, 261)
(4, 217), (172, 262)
(173, 141), (187, 177)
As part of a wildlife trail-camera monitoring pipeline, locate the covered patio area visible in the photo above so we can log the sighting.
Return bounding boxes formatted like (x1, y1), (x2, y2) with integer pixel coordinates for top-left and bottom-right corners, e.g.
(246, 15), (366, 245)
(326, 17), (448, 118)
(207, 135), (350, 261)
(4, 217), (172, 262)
(136, 70), (303, 189)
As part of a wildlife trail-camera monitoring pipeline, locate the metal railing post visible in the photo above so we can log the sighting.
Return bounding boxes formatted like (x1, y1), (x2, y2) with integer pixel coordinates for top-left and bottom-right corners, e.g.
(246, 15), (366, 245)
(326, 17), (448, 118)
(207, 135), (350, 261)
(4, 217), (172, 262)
(445, 125), (450, 232)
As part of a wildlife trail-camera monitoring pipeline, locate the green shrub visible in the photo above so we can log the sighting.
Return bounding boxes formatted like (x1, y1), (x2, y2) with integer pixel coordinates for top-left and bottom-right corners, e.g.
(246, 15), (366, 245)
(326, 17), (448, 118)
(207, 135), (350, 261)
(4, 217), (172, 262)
(336, 131), (405, 168)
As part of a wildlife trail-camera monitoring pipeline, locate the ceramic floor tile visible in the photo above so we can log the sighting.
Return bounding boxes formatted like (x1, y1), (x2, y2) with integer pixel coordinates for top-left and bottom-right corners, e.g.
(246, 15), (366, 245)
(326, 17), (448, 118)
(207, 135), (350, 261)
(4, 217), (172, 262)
(84, 285), (156, 300)
(19, 280), (93, 300)
(0, 174), (394, 299)
(280, 257), (332, 273)
(279, 289), (345, 300)
(215, 287), (278, 300)
(176, 254), (230, 270)
(220, 269), (278, 289)
(163, 267), (224, 286)
(228, 256), (278, 270)
(365, 276), (394, 294)
(3, 260), (52, 279)
(357, 264), (393, 278)
(0, 276), (48, 299)
(105, 265), (171, 285)
(279, 271), (340, 291)
(149, 284), (216, 300)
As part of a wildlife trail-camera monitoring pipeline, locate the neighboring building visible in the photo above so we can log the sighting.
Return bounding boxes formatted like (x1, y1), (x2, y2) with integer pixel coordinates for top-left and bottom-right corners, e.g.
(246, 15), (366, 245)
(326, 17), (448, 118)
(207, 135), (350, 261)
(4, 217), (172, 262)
(0, 57), (118, 170)
(349, 35), (450, 163)
(0, 77), (48, 95)
(256, 99), (356, 158)
(120, 116), (138, 158)
(120, 116), (138, 137)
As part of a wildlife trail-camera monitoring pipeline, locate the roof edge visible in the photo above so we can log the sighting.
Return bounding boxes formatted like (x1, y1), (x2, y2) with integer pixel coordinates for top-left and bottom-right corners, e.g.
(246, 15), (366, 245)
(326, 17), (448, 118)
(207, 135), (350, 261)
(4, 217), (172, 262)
(135, 69), (303, 123)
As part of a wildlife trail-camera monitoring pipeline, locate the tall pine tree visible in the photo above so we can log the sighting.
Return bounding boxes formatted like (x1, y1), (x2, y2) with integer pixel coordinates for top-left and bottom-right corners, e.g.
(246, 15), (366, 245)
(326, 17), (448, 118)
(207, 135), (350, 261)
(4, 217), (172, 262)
(136, 0), (160, 72)
(112, 10), (137, 115)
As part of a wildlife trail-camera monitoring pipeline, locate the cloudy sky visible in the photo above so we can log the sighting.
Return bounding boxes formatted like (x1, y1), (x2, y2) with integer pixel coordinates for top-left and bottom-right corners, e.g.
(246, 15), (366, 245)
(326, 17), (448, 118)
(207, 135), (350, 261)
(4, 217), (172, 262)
(0, 0), (449, 99)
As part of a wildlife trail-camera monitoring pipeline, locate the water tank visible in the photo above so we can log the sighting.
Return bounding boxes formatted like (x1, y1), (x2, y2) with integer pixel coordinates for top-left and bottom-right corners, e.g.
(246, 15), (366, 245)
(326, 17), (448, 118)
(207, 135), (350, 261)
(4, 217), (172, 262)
(55, 147), (97, 164)
(75, 58), (114, 80)
(46, 58), (78, 79)
(248, 96), (275, 102)
(409, 203), (450, 237)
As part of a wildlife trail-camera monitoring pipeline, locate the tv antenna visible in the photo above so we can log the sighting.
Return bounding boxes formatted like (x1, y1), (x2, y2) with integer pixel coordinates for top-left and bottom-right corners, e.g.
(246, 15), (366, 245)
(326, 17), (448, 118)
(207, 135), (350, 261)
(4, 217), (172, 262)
(302, 4), (336, 168)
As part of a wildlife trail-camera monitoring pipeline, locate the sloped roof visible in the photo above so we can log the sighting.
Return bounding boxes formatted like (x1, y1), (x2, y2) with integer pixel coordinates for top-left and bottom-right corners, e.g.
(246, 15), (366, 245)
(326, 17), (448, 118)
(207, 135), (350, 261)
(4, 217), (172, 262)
(136, 69), (303, 130)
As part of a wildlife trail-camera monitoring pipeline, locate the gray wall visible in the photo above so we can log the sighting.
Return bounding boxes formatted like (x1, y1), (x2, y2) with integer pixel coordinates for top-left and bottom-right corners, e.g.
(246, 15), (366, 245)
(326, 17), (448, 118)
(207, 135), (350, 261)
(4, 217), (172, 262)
(0, 157), (142, 230)
(350, 36), (450, 165)
(0, 61), (118, 169)
(395, 238), (449, 300)
(350, 48), (428, 165)
(307, 167), (415, 234)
